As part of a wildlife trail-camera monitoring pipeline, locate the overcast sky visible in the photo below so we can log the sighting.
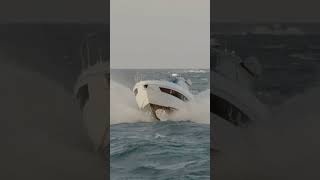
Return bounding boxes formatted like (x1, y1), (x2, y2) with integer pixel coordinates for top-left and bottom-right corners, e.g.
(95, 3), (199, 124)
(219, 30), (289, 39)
(110, 0), (210, 69)
(0, 0), (319, 22)
(213, 0), (320, 22)
(0, 0), (108, 22)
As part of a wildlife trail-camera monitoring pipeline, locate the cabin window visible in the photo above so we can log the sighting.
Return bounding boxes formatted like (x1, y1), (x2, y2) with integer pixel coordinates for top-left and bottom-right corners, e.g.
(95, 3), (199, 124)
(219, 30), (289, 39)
(134, 89), (138, 96)
(211, 93), (251, 127)
(211, 50), (220, 69)
(105, 73), (110, 86)
(159, 87), (189, 102)
(76, 84), (89, 111)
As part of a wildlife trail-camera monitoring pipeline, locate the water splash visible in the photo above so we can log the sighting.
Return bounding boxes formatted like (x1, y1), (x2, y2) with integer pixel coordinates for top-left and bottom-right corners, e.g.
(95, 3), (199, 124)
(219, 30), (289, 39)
(110, 80), (154, 124)
(0, 62), (105, 179)
(214, 86), (320, 179)
(170, 89), (210, 124)
(110, 79), (210, 125)
(262, 86), (320, 179)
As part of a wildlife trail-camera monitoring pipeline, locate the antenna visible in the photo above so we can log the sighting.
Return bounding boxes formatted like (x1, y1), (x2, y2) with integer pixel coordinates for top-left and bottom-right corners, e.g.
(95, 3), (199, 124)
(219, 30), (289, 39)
(134, 72), (145, 83)
(86, 40), (91, 68)
(80, 33), (94, 71)
(80, 32), (108, 71)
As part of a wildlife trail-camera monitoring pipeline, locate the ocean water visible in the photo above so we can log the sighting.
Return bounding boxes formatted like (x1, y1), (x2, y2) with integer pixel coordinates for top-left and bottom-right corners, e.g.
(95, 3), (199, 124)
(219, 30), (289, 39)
(213, 34), (320, 105)
(212, 34), (320, 179)
(0, 62), (105, 179)
(110, 69), (210, 180)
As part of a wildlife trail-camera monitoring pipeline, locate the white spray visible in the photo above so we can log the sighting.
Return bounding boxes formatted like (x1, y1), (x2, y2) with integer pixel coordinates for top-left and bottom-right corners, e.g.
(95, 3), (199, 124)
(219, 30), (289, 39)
(110, 80), (154, 124)
(214, 84), (320, 179)
(110, 79), (210, 125)
(0, 61), (105, 180)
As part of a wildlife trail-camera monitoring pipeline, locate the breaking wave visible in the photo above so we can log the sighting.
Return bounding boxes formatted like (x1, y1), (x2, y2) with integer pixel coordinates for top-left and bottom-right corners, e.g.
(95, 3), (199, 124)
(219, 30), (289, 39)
(214, 85), (320, 179)
(110, 79), (210, 125)
(262, 86), (320, 179)
(170, 89), (210, 124)
(0, 61), (105, 180)
(110, 80), (154, 124)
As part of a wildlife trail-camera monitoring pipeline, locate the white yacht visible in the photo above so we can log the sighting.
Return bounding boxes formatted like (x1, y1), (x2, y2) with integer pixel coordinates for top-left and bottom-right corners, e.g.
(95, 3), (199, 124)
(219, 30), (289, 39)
(211, 38), (268, 126)
(133, 75), (193, 121)
(74, 32), (109, 151)
(211, 38), (270, 178)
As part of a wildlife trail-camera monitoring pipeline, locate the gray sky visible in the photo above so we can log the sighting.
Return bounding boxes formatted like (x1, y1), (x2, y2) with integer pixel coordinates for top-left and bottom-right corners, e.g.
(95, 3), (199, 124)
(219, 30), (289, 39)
(213, 0), (320, 22)
(110, 0), (210, 69)
(0, 0), (107, 22)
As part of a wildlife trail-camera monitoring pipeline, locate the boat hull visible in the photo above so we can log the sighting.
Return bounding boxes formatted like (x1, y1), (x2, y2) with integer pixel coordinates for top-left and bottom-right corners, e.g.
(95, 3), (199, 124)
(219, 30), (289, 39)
(133, 80), (192, 120)
(211, 70), (269, 125)
(74, 62), (109, 150)
(211, 70), (271, 178)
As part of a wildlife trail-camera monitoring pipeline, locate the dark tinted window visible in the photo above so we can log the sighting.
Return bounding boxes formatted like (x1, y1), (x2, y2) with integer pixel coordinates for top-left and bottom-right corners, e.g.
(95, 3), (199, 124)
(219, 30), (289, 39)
(211, 51), (219, 69)
(211, 93), (251, 127)
(76, 84), (89, 111)
(160, 87), (189, 102)
(105, 72), (110, 83)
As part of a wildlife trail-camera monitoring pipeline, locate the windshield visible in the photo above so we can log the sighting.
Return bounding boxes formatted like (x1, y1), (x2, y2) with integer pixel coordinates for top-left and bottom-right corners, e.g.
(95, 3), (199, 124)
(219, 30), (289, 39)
(169, 77), (178, 84)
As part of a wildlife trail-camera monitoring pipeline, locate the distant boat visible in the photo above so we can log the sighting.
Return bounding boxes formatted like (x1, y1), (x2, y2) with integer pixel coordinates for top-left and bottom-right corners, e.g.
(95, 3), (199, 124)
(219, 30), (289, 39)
(262, 44), (286, 50)
(289, 53), (319, 61)
(252, 24), (305, 36)
(185, 69), (208, 73)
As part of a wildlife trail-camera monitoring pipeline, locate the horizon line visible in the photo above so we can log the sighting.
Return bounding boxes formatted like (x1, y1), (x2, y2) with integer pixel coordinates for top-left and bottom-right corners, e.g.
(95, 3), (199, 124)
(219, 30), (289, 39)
(211, 19), (320, 23)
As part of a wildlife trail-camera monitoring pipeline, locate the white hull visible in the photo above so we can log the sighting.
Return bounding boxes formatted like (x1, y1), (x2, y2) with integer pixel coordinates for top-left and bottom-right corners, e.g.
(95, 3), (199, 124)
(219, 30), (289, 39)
(211, 70), (269, 125)
(211, 80), (271, 178)
(133, 80), (193, 120)
(74, 62), (109, 150)
(211, 40), (271, 178)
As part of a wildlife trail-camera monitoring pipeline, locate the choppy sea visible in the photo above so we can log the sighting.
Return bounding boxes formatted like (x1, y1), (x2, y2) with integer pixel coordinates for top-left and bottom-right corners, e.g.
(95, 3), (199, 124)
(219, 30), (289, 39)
(212, 34), (320, 179)
(110, 69), (210, 180)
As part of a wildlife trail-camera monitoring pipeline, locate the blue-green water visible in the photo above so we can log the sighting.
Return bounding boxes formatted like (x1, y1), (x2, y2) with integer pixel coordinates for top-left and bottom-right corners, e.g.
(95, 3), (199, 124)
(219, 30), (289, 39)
(110, 69), (210, 180)
(110, 121), (209, 180)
